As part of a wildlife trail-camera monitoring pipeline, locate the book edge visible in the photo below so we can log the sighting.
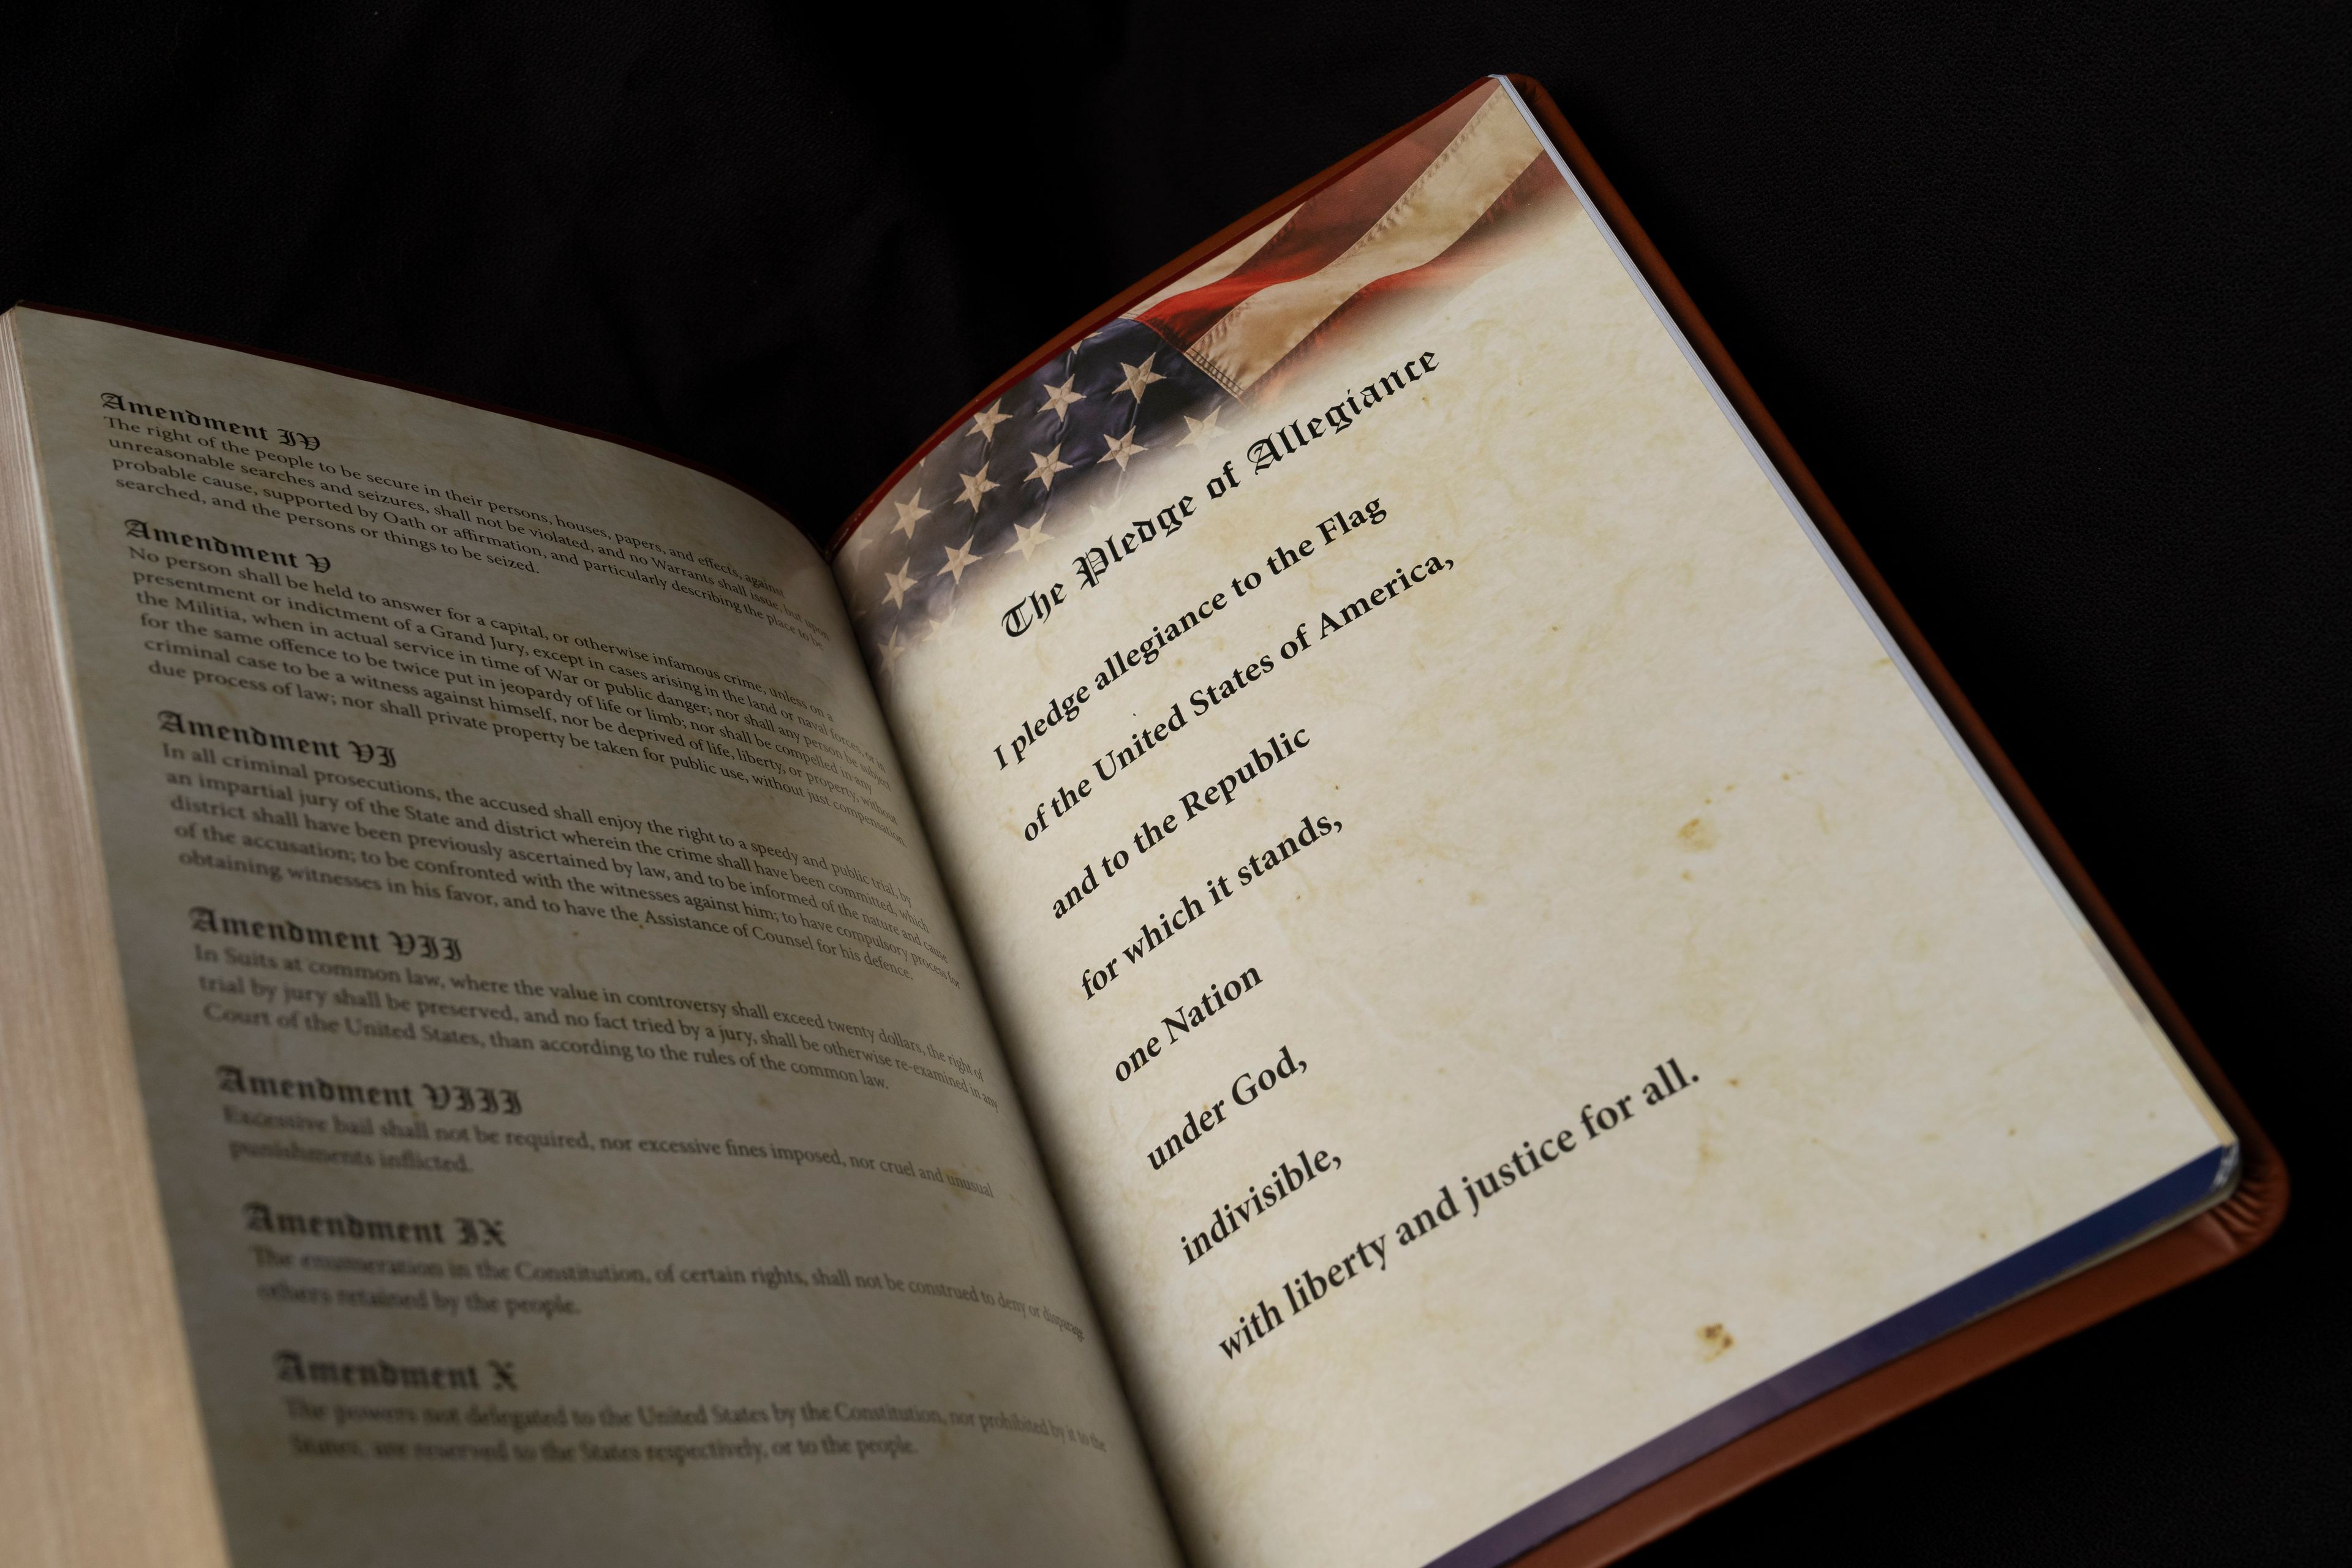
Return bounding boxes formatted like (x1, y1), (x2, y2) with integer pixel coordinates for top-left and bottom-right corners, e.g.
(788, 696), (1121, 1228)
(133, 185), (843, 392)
(0, 312), (233, 1566)
(1493, 69), (2289, 1568)
(1496, 73), (2288, 1238)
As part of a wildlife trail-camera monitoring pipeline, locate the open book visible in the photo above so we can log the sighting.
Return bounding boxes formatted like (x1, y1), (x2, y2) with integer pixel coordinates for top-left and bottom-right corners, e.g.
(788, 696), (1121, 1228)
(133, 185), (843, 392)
(0, 77), (2283, 1568)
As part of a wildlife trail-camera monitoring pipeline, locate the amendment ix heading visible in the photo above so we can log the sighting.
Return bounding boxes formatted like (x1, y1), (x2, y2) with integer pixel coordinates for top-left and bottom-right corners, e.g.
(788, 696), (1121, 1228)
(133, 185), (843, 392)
(275, 1350), (513, 1391)
(126, 517), (326, 574)
(191, 906), (380, 952)
(159, 709), (396, 768)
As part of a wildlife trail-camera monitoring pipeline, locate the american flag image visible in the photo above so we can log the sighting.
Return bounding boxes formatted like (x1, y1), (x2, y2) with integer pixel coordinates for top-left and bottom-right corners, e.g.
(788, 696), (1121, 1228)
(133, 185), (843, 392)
(837, 78), (1567, 673)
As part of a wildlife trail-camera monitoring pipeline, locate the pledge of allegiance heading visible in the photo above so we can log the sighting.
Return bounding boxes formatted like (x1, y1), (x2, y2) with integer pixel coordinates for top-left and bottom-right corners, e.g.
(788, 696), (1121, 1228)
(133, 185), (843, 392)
(997, 350), (1440, 640)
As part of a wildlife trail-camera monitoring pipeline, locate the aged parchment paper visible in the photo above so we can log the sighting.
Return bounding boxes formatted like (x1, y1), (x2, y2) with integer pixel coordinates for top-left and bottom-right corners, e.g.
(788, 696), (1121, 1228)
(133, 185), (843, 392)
(14, 309), (1180, 1567)
(846, 94), (2229, 1568)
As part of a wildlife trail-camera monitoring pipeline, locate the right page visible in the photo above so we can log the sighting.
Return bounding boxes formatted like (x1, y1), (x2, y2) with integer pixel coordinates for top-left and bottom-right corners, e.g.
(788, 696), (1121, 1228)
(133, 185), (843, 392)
(835, 78), (2234, 1568)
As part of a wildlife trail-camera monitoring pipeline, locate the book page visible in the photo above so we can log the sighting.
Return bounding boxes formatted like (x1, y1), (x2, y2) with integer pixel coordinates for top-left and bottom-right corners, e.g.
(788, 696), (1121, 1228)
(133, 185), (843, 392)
(8, 309), (1180, 1567)
(835, 81), (2232, 1568)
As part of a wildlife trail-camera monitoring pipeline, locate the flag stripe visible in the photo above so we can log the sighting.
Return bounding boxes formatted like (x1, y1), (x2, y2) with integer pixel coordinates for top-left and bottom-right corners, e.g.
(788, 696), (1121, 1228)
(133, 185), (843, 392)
(1128, 206), (1299, 321)
(1180, 89), (1541, 396)
(1248, 154), (1572, 403)
(1133, 83), (1501, 353)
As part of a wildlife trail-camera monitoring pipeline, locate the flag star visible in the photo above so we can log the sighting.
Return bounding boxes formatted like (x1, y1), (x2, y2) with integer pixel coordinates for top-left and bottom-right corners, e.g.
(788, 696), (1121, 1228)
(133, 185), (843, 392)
(957, 464), (997, 511)
(1178, 407), (1226, 447)
(1007, 516), (1054, 560)
(881, 561), (916, 611)
(877, 629), (908, 672)
(925, 603), (956, 643)
(1025, 444), (1073, 490)
(1098, 426), (1147, 469)
(937, 535), (981, 584)
(1038, 375), (1085, 421)
(890, 488), (932, 537)
(1113, 353), (1167, 402)
(970, 401), (1013, 441)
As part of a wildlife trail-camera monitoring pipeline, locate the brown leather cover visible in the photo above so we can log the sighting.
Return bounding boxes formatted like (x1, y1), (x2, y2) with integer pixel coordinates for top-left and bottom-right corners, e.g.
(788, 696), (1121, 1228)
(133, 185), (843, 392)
(834, 75), (2288, 1568)
(1491, 72), (2287, 1566)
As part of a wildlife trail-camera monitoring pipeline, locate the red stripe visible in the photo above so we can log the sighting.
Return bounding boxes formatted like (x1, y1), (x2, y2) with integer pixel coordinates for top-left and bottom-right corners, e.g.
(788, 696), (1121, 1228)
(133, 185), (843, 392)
(1246, 153), (1564, 405)
(1133, 83), (1499, 351)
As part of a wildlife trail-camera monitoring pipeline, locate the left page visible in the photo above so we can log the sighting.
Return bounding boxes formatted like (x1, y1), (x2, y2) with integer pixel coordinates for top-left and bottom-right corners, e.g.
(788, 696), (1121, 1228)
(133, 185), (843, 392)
(7, 307), (1181, 1567)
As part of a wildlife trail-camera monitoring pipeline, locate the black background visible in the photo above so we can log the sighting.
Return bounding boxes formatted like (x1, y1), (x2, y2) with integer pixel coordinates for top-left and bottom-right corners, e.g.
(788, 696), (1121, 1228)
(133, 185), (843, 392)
(5, 3), (2344, 1562)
